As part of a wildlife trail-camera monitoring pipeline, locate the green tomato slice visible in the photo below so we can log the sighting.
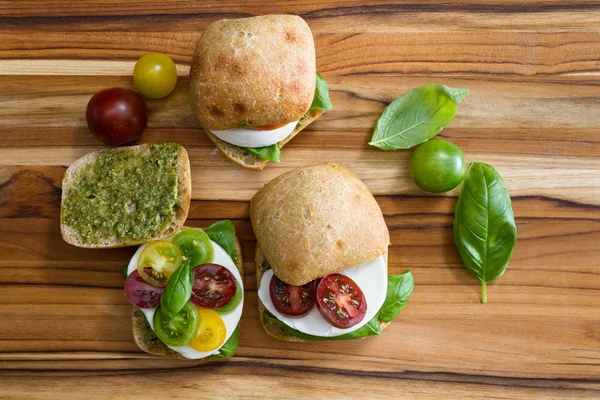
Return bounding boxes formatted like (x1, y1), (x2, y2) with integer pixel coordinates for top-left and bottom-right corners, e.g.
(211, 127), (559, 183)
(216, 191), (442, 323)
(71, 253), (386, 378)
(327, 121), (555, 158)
(153, 302), (199, 347)
(215, 280), (243, 314)
(172, 228), (214, 267)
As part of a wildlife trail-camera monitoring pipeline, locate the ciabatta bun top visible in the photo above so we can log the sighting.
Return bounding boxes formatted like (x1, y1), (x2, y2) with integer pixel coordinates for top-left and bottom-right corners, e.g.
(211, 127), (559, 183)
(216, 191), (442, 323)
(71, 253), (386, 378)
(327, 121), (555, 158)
(189, 14), (316, 131)
(250, 163), (390, 286)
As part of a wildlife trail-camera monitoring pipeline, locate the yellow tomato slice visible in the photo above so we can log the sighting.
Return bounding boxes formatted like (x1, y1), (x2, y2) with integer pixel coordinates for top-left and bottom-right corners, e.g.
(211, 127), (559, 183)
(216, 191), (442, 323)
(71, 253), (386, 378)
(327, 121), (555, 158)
(189, 308), (226, 352)
(136, 240), (182, 287)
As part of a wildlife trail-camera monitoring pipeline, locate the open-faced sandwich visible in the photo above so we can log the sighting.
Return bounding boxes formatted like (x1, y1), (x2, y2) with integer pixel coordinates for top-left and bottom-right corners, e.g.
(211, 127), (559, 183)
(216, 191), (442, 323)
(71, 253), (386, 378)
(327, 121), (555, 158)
(189, 14), (333, 170)
(60, 143), (191, 248)
(250, 163), (414, 341)
(124, 221), (244, 359)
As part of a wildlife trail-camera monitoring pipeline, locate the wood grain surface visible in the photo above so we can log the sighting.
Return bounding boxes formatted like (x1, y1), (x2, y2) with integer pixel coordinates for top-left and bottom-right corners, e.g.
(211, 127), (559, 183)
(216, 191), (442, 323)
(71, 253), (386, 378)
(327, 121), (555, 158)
(1, 1), (599, 399)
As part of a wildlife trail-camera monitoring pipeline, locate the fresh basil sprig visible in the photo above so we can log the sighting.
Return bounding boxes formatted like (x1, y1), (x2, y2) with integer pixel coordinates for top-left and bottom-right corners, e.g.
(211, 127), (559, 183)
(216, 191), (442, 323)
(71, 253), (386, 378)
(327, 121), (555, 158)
(246, 144), (281, 162)
(369, 84), (468, 150)
(378, 270), (414, 322)
(454, 162), (517, 303)
(203, 220), (238, 264)
(160, 260), (194, 318)
(311, 72), (333, 111)
(207, 327), (239, 359)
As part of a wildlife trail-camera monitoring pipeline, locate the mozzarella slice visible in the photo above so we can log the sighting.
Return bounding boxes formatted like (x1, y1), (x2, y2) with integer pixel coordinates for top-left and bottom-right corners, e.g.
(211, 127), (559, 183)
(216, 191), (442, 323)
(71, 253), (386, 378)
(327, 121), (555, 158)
(209, 120), (298, 148)
(127, 231), (243, 359)
(258, 256), (387, 337)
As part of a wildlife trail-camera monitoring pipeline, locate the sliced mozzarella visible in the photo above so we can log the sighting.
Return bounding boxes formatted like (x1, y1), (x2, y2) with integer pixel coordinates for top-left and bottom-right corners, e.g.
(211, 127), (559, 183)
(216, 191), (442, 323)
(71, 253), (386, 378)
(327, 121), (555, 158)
(127, 230), (243, 359)
(258, 256), (387, 337)
(209, 120), (298, 148)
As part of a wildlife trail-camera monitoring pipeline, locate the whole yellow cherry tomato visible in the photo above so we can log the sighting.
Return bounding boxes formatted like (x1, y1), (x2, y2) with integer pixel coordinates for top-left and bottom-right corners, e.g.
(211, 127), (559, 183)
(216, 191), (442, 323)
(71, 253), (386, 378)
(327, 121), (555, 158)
(133, 52), (178, 99)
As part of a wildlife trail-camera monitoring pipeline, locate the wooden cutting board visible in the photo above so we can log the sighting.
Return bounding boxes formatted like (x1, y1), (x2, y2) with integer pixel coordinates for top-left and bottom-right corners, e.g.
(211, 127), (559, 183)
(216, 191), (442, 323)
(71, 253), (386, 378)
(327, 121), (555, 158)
(0, 1), (599, 399)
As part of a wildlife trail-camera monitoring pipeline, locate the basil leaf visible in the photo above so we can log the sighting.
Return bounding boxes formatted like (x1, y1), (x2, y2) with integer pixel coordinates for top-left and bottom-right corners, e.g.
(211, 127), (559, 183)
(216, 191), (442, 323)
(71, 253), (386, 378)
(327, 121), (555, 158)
(378, 271), (414, 322)
(203, 220), (238, 264)
(160, 260), (193, 318)
(120, 264), (128, 279)
(453, 162), (517, 303)
(263, 313), (381, 341)
(245, 144), (281, 162)
(208, 327), (239, 359)
(369, 84), (468, 150)
(310, 72), (333, 111)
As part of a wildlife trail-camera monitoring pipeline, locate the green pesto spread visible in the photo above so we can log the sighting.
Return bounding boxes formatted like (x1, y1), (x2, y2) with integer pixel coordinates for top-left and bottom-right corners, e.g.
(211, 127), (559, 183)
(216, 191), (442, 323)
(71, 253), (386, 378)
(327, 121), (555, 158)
(62, 143), (181, 244)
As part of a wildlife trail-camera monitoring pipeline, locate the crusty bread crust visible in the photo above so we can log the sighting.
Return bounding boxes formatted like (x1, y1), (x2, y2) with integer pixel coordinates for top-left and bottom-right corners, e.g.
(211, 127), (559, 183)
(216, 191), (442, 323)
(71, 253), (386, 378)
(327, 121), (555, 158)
(207, 109), (324, 171)
(60, 144), (191, 249)
(256, 244), (390, 342)
(132, 234), (243, 358)
(250, 163), (390, 286)
(189, 15), (316, 131)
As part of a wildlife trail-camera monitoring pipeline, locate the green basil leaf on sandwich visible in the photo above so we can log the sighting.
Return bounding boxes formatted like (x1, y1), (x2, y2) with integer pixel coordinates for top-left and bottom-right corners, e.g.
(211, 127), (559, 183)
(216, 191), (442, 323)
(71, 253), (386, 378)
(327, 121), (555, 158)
(207, 327), (239, 359)
(245, 144), (281, 162)
(120, 264), (128, 279)
(263, 313), (381, 341)
(378, 271), (414, 322)
(160, 260), (193, 318)
(311, 72), (333, 111)
(203, 220), (238, 264)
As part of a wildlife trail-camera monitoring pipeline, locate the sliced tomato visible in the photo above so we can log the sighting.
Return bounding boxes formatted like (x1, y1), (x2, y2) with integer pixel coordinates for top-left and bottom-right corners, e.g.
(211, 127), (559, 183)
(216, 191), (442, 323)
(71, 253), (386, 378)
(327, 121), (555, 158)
(316, 273), (367, 328)
(172, 228), (214, 267)
(153, 302), (198, 347)
(136, 240), (182, 287)
(124, 270), (164, 308)
(190, 264), (237, 309)
(269, 275), (316, 317)
(189, 308), (226, 352)
(248, 123), (288, 131)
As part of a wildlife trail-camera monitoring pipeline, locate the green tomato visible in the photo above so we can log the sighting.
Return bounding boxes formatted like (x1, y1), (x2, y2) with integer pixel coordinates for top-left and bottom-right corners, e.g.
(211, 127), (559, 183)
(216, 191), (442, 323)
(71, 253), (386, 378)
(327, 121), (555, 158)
(133, 52), (177, 99)
(153, 302), (198, 347)
(172, 228), (214, 267)
(409, 139), (466, 193)
(215, 281), (243, 314)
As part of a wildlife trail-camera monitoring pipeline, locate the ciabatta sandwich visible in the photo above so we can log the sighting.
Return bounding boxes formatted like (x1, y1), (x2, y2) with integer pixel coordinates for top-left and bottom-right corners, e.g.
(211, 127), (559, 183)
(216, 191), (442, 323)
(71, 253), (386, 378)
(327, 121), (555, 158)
(250, 163), (414, 341)
(124, 221), (244, 359)
(189, 15), (332, 170)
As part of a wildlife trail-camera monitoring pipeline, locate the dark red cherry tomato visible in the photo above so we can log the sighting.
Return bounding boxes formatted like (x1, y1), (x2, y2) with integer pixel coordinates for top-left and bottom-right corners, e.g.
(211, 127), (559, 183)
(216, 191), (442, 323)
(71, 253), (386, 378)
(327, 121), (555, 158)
(316, 273), (367, 328)
(190, 264), (237, 309)
(124, 270), (164, 308)
(269, 275), (316, 317)
(86, 87), (147, 145)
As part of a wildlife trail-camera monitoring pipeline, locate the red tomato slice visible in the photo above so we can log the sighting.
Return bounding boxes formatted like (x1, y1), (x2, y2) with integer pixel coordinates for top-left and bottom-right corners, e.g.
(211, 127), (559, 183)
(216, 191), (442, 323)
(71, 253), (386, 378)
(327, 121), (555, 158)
(190, 264), (237, 309)
(248, 123), (288, 131)
(269, 275), (317, 317)
(316, 273), (367, 328)
(124, 270), (164, 308)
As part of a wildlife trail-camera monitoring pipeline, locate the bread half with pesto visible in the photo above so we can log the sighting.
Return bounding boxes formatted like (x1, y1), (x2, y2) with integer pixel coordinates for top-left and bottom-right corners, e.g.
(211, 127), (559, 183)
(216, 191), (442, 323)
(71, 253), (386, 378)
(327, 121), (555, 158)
(60, 143), (191, 248)
(132, 235), (243, 358)
(189, 15), (332, 170)
(250, 163), (414, 341)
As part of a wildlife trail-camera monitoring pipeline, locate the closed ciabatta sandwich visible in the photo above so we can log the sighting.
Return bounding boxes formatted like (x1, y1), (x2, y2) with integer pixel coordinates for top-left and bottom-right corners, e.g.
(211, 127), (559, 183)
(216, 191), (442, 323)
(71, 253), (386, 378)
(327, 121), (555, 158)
(124, 221), (244, 359)
(250, 163), (414, 341)
(60, 143), (191, 248)
(189, 15), (333, 170)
